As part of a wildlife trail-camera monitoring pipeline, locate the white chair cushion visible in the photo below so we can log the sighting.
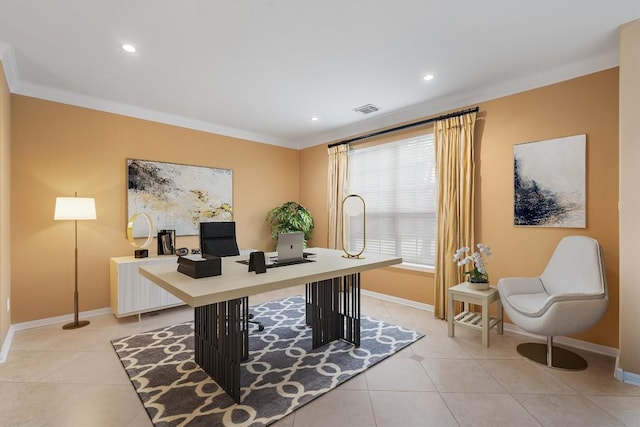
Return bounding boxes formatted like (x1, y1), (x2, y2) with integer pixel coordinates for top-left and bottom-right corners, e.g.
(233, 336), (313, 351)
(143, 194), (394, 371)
(499, 275), (607, 318)
(506, 293), (553, 317)
(541, 235), (606, 296)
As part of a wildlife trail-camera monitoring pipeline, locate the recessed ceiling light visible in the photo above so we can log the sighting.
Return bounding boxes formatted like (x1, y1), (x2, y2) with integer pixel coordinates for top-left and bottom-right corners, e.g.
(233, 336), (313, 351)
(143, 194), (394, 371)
(310, 116), (319, 121)
(423, 74), (435, 81)
(122, 44), (136, 53)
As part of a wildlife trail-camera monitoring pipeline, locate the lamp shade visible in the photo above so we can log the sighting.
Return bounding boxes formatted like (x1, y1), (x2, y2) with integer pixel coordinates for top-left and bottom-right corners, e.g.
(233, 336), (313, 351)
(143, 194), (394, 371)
(343, 195), (365, 216)
(54, 197), (97, 220)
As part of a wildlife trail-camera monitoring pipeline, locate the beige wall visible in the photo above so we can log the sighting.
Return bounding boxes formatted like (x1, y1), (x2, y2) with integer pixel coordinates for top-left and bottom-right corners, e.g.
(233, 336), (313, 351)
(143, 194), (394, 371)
(618, 19), (640, 377)
(301, 68), (620, 349)
(0, 62), (10, 346)
(10, 96), (302, 323)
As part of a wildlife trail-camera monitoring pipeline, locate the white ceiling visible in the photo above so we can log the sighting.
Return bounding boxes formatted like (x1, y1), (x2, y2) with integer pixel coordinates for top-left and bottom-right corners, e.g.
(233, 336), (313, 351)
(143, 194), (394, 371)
(0, 1), (638, 149)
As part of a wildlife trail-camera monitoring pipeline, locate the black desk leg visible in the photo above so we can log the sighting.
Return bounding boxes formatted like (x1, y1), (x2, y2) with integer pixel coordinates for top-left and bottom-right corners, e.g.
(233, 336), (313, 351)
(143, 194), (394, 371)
(194, 297), (249, 403)
(305, 283), (313, 326)
(308, 273), (361, 348)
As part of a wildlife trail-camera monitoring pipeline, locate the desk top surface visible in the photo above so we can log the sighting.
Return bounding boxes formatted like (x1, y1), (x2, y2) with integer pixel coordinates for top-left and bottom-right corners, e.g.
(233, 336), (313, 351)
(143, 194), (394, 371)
(139, 247), (402, 307)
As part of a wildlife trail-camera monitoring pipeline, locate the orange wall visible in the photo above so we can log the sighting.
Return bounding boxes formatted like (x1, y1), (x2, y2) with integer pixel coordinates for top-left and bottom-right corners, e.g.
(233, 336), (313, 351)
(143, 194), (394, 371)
(10, 96), (301, 323)
(301, 68), (620, 348)
(479, 69), (619, 348)
(299, 143), (328, 248)
(9, 68), (620, 350)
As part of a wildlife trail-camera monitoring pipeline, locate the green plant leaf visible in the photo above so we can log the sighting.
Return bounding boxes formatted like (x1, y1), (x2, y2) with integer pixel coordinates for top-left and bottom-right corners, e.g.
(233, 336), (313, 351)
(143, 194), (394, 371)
(265, 201), (315, 249)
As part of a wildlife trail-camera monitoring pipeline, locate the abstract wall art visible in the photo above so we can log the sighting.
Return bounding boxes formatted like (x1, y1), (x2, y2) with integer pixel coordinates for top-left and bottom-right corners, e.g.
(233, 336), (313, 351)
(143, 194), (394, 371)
(127, 159), (233, 237)
(513, 134), (586, 228)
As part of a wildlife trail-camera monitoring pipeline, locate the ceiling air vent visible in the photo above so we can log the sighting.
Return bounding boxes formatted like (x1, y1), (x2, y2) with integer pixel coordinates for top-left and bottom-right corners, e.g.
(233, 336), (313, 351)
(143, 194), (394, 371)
(353, 104), (381, 114)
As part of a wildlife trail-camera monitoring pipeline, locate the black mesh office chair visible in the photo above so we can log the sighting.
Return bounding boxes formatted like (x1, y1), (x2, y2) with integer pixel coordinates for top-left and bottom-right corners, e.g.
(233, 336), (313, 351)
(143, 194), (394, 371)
(199, 221), (264, 331)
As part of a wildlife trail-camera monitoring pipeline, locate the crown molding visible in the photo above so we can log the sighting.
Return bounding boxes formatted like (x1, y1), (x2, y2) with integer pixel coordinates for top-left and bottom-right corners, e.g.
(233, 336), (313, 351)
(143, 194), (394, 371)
(2, 38), (619, 151)
(301, 50), (619, 149)
(1, 40), (290, 147)
(0, 42), (19, 90)
(11, 80), (294, 148)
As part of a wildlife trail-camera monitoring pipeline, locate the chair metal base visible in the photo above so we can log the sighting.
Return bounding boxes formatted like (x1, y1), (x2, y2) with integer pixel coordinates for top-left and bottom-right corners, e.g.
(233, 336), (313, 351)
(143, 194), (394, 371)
(247, 313), (265, 331)
(517, 341), (588, 371)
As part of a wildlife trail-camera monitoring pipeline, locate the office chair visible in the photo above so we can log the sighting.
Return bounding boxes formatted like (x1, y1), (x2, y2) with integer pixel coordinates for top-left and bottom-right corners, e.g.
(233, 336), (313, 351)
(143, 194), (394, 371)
(199, 221), (265, 331)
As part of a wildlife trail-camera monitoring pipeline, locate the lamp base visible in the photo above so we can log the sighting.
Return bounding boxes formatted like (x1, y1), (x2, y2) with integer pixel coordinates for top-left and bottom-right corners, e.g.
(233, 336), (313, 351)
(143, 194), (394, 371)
(134, 249), (149, 258)
(342, 254), (365, 259)
(62, 320), (90, 330)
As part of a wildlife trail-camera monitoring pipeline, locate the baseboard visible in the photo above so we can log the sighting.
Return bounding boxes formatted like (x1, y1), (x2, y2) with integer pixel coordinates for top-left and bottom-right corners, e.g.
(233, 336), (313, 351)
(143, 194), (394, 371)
(0, 307), (112, 363)
(501, 323), (619, 358)
(361, 289), (435, 313)
(0, 293), (627, 375)
(0, 325), (15, 363)
(10, 307), (113, 332)
(615, 358), (640, 387)
(362, 290), (620, 359)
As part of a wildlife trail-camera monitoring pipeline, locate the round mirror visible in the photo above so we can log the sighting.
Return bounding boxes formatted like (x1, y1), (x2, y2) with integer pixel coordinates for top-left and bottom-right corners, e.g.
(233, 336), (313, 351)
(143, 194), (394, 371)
(126, 212), (154, 249)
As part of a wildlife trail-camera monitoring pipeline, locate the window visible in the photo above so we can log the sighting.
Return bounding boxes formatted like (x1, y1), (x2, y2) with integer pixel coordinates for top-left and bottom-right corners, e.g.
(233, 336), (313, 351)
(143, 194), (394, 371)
(347, 132), (436, 267)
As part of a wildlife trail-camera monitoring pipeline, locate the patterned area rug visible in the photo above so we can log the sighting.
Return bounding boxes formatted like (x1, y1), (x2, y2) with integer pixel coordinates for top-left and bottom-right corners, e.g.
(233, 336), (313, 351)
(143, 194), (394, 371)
(112, 295), (424, 427)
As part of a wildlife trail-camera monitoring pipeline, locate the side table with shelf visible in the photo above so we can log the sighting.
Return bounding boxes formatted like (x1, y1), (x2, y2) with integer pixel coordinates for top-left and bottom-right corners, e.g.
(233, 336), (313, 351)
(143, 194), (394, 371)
(447, 282), (503, 347)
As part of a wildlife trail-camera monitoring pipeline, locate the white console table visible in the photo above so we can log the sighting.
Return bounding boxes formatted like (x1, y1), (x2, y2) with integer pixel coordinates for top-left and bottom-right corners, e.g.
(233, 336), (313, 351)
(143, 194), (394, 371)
(110, 255), (184, 318)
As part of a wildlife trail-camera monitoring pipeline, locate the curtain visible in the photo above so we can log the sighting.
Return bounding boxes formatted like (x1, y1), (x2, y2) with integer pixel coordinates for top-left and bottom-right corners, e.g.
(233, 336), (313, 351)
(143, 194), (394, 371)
(433, 112), (477, 319)
(327, 144), (349, 249)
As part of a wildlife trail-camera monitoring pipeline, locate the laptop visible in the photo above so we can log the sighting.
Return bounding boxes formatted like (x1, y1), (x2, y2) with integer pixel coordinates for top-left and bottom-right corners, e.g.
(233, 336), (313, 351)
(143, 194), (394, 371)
(276, 232), (305, 264)
(236, 232), (314, 269)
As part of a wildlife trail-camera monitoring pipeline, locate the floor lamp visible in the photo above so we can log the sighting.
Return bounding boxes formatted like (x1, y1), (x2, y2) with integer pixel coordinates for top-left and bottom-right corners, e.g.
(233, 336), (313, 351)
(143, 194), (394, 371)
(54, 193), (97, 330)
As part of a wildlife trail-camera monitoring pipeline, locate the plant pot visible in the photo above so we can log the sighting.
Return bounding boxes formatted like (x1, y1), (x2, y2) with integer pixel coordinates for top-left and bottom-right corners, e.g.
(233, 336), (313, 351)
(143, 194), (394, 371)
(467, 281), (490, 291)
(468, 271), (489, 283)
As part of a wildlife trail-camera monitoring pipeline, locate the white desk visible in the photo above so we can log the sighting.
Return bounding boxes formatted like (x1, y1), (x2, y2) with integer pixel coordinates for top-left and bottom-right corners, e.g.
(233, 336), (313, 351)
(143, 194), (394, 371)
(140, 247), (401, 402)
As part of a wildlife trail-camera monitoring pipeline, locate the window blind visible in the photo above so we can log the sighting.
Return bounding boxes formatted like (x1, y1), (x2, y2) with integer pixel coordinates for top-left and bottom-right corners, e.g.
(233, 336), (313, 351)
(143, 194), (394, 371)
(348, 133), (436, 267)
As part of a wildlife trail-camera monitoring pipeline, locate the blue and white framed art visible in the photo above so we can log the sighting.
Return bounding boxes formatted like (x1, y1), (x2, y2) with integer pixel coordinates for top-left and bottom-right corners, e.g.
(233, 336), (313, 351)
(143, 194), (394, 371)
(513, 134), (586, 228)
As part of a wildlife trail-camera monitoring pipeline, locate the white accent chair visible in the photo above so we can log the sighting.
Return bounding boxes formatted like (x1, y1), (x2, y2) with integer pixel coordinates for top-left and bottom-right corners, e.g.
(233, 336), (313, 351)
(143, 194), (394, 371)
(497, 235), (608, 370)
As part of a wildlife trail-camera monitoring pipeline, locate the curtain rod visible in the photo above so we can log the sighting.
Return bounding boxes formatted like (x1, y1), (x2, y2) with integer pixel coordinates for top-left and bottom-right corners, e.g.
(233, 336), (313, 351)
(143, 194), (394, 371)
(328, 106), (479, 148)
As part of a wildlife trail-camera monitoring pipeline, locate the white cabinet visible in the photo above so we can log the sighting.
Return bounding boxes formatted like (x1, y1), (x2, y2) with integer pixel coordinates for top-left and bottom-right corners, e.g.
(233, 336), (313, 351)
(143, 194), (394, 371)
(110, 256), (184, 318)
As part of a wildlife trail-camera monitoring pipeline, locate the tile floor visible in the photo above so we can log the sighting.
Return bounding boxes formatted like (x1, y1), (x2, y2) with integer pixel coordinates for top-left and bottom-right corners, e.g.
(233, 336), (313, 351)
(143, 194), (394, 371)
(1, 285), (639, 427)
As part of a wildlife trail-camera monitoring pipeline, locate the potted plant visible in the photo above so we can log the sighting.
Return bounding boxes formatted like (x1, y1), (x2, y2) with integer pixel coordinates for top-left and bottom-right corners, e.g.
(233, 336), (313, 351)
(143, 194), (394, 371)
(453, 243), (492, 289)
(266, 201), (314, 249)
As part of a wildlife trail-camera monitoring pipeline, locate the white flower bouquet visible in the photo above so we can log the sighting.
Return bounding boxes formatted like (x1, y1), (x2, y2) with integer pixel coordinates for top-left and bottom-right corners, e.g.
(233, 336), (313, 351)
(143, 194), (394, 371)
(453, 243), (492, 283)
